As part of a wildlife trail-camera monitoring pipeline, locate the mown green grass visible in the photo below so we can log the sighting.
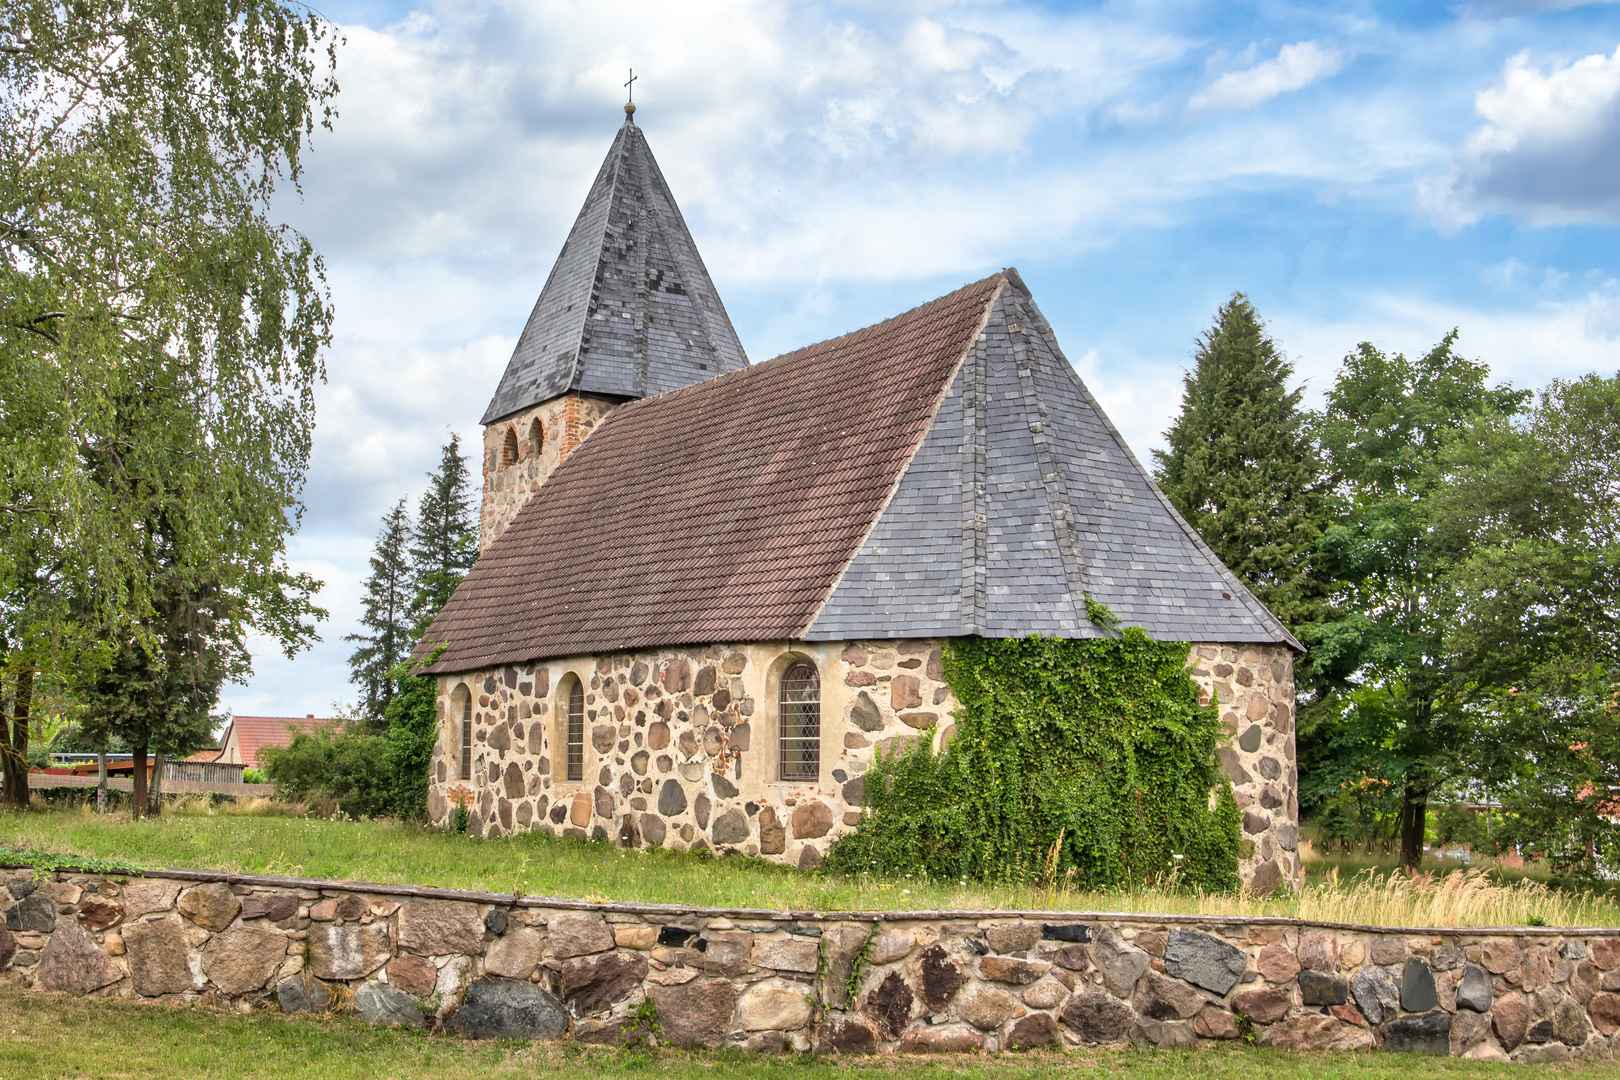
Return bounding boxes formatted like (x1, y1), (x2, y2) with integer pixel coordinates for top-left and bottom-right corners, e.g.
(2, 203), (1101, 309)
(0, 989), (1600, 1080)
(4, 801), (1619, 926)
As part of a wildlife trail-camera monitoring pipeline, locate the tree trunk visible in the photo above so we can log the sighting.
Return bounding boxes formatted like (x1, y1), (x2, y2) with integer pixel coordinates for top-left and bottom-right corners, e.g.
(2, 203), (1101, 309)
(96, 749), (108, 814)
(1400, 786), (1427, 870)
(131, 741), (148, 820)
(0, 668), (33, 809)
(146, 752), (164, 817)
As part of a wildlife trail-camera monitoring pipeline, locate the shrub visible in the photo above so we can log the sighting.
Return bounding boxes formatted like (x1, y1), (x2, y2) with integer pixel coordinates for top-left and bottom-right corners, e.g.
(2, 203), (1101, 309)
(260, 723), (392, 818)
(259, 663), (438, 821)
(826, 629), (1240, 891)
(384, 666), (438, 821)
(241, 768), (266, 785)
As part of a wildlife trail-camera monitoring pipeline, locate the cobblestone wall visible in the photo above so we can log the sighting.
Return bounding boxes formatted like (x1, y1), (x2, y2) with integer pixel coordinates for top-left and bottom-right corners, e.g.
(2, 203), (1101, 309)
(430, 639), (1298, 893)
(3, 866), (1616, 1062)
(429, 640), (955, 872)
(1186, 644), (1300, 894)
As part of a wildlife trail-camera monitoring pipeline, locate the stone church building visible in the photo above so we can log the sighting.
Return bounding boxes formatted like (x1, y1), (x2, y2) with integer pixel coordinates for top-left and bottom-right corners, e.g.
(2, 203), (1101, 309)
(416, 108), (1303, 894)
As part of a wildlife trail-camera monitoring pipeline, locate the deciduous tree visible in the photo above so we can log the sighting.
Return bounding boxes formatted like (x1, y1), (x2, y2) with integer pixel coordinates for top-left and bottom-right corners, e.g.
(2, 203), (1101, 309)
(1431, 373), (1620, 871)
(1306, 333), (1526, 867)
(0, 0), (340, 806)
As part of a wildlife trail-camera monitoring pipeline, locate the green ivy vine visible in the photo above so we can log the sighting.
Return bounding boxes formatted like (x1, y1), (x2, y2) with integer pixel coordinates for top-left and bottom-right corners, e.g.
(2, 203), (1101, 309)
(825, 628), (1240, 891)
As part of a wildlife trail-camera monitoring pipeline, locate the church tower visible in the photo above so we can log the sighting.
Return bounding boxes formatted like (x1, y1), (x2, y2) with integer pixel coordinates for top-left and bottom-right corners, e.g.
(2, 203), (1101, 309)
(477, 103), (748, 549)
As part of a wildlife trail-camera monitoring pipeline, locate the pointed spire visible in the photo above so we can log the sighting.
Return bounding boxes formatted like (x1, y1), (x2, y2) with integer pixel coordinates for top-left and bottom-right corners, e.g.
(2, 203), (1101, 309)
(481, 118), (747, 425)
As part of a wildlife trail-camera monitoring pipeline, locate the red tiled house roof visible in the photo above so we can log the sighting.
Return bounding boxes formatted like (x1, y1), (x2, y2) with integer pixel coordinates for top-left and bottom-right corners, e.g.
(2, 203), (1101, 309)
(217, 715), (329, 767)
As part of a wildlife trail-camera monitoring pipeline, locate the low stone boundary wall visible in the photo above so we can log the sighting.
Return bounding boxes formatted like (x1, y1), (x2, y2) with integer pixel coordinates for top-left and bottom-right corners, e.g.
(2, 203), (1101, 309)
(3, 864), (1617, 1062)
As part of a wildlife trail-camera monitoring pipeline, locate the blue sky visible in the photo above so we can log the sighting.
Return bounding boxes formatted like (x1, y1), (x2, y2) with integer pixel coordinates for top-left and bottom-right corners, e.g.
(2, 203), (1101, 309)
(228, 0), (1620, 720)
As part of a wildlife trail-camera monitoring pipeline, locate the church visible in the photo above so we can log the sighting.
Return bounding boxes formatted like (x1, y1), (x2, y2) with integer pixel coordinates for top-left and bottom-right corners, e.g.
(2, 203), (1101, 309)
(415, 104), (1303, 894)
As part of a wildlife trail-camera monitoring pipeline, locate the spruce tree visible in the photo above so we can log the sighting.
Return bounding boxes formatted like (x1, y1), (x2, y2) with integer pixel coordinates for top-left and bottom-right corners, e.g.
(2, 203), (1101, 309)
(409, 434), (477, 638)
(1152, 293), (1330, 630)
(345, 500), (414, 728)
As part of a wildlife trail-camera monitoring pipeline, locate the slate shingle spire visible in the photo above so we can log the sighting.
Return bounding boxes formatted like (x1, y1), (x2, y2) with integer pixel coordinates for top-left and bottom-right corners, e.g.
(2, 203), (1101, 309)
(481, 112), (748, 425)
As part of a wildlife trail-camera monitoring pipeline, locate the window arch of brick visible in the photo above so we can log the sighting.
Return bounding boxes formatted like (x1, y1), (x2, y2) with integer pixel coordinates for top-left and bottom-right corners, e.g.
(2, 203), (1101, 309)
(777, 660), (820, 781)
(555, 674), (585, 783)
(500, 426), (520, 469)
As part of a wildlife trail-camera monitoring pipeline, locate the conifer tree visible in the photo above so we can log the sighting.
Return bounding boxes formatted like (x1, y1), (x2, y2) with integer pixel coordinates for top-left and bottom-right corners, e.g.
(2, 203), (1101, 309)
(1153, 294), (1330, 630)
(345, 501), (414, 728)
(409, 434), (477, 638)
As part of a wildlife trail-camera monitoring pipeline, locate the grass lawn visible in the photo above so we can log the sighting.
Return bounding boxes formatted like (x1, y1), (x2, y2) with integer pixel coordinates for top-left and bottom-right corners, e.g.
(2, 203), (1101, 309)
(0, 989), (1606, 1080)
(2, 798), (1618, 927)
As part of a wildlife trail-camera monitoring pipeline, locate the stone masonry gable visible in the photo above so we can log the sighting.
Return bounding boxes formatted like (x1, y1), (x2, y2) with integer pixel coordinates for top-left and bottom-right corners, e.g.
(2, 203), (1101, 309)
(806, 274), (1299, 647)
(417, 276), (1004, 674)
(480, 117), (748, 426)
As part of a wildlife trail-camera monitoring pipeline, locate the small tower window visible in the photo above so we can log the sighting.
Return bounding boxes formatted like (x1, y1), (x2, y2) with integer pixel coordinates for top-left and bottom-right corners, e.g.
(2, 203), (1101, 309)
(528, 419), (545, 457)
(778, 661), (820, 781)
(565, 677), (585, 781)
(500, 426), (520, 468)
(459, 691), (473, 781)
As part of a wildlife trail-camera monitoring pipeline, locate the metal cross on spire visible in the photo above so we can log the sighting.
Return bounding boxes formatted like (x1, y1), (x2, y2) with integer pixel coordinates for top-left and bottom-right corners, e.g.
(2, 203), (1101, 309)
(623, 68), (638, 120)
(624, 68), (637, 103)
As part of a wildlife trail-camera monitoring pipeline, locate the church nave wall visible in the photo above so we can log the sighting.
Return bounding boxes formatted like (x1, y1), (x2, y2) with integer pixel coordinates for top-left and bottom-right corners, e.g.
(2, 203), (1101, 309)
(428, 639), (958, 870)
(428, 639), (1298, 892)
(1187, 644), (1300, 894)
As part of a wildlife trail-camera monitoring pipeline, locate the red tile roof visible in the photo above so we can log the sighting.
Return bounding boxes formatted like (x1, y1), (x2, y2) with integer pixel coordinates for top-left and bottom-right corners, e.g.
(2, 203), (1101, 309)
(417, 273), (1006, 673)
(223, 715), (330, 767)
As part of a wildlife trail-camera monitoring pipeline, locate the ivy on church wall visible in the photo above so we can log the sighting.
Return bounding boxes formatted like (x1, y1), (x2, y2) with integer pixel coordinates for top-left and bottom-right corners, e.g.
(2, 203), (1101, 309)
(826, 630), (1242, 891)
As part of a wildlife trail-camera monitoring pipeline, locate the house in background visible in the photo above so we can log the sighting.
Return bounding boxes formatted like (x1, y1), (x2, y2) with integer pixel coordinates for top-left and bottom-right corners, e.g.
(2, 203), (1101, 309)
(204, 714), (331, 767)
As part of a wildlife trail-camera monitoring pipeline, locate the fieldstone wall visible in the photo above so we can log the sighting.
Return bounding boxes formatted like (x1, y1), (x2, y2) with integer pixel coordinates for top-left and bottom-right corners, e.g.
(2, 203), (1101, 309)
(431, 639), (1298, 894)
(429, 640), (956, 872)
(1186, 644), (1299, 894)
(479, 393), (617, 551)
(3, 865), (1617, 1062)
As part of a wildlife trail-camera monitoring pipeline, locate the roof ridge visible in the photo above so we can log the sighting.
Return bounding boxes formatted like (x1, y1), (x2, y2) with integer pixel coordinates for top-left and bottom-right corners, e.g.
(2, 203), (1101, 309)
(766, 272), (1007, 367)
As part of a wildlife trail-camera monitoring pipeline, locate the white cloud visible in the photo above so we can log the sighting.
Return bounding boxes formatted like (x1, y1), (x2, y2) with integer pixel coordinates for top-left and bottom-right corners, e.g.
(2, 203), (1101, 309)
(1189, 41), (1346, 112)
(1270, 289), (1620, 408)
(1425, 44), (1620, 224)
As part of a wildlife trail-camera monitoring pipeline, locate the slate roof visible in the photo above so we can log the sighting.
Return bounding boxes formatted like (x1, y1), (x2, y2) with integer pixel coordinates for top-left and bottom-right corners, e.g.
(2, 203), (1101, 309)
(419, 271), (1297, 675)
(481, 116), (748, 425)
(806, 274), (1299, 646)
(419, 276), (1002, 673)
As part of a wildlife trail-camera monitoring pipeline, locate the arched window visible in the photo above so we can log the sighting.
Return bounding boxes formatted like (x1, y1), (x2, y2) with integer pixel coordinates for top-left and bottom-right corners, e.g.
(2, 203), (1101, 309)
(528, 419), (545, 458)
(458, 689), (473, 781)
(563, 676), (585, 782)
(500, 426), (520, 468)
(778, 661), (820, 781)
